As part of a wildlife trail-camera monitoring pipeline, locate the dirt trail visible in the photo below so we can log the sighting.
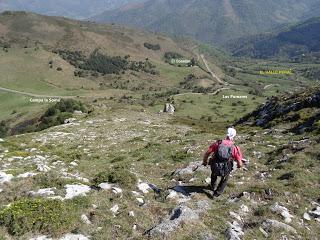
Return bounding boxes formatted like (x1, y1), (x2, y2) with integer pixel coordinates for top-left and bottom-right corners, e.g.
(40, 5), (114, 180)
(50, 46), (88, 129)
(0, 86), (77, 99)
(200, 54), (227, 85)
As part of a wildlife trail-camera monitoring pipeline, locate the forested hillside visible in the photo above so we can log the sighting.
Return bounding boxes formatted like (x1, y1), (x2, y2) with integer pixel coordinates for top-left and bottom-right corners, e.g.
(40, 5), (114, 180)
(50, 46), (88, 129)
(92, 0), (319, 46)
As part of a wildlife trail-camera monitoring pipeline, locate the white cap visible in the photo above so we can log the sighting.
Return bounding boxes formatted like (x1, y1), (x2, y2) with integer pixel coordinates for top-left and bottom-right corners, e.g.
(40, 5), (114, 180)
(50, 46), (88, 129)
(227, 127), (236, 139)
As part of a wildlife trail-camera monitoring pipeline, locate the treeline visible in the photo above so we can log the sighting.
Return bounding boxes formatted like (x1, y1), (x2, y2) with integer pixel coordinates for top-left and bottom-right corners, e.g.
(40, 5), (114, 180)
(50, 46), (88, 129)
(54, 49), (158, 76)
(228, 17), (320, 61)
(300, 67), (320, 80)
(12, 99), (86, 135)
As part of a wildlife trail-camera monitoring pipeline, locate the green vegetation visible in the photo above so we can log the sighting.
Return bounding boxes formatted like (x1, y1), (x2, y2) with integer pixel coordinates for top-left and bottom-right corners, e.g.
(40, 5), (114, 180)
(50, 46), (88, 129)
(0, 121), (9, 137)
(229, 17), (320, 62)
(0, 198), (75, 236)
(144, 42), (161, 51)
(12, 99), (86, 135)
(93, 163), (137, 188)
(55, 49), (158, 76)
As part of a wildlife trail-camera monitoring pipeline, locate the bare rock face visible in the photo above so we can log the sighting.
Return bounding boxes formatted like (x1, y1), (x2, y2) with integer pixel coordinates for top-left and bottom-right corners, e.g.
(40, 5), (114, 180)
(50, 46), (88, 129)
(262, 219), (297, 234)
(163, 103), (175, 114)
(225, 221), (244, 240)
(148, 200), (211, 236)
(270, 202), (293, 223)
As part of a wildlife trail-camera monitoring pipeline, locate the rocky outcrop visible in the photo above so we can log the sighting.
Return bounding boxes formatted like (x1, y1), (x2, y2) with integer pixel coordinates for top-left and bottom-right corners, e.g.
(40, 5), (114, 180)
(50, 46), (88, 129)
(236, 88), (320, 129)
(262, 219), (297, 234)
(148, 200), (211, 236)
(163, 103), (175, 114)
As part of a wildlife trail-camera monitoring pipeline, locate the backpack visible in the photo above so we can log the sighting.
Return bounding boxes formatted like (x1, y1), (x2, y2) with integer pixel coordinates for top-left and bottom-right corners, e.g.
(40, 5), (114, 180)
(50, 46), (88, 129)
(215, 140), (234, 163)
(212, 140), (234, 176)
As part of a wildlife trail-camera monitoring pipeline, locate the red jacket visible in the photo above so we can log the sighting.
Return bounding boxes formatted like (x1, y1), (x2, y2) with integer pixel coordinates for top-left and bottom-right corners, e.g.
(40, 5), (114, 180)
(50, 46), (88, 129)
(205, 139), (243, 168)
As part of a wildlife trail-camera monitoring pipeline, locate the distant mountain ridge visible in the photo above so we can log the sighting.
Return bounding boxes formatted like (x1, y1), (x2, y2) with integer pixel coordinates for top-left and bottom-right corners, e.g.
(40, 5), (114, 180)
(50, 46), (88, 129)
(0, 0), (144, 19)
(227, 17), (320, 61)
(91, 0), (320, 46)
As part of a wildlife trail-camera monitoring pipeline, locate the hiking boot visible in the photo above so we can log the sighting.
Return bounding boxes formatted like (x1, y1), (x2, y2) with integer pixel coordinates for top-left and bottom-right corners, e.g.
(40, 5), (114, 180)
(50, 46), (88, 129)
(213, 191), (220, 198)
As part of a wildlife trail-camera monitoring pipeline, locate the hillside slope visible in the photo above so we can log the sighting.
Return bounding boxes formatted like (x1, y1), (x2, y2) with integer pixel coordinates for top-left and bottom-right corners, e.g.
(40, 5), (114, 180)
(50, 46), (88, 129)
(0, 0), (144, 19)
(0, 87), (319, 239)
(228, 17), (320, 61)
(92, 0), (320, 46)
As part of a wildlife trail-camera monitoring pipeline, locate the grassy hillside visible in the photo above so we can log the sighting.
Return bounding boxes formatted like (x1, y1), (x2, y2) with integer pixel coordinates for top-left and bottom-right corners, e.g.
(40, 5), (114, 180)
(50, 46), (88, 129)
(0, 87), (319, 239)
(0, 0), (143, 19)
(0, 11), (316, 136)
(227, 17), (320, 62)
(92, 0), (319, 46)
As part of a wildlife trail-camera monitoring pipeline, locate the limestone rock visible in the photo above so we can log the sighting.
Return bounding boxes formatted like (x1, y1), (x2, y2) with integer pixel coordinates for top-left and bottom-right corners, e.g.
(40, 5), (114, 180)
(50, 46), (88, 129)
(270, 202), (293, 223)
(110, 204), (119, 215)
(98, 182), (113, 190)
(0, 171), (13, 184)
(163, 103), (175, 114)
(64, 184), (91, 199)
(309, 206), (320, 218)
(59, 234), (89, 240)
(303, 212), (311, 221)
(225, 221), (244, 240)
(29, 188), (56, 197)
(262, 219), (297, 234)
(81, 214), (91, 225)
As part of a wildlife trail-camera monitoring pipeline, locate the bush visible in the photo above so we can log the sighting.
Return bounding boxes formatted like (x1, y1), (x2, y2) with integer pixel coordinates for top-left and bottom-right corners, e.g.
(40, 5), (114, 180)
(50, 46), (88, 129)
(144, 43), (161, 51)
(0, 198), (75, 236)
(0, 121), (9, 137)
(164, 52), (184, 60)
(93, 163), (137, 188)
(171, 150), (191, 162)
(37, 99), (85, 131)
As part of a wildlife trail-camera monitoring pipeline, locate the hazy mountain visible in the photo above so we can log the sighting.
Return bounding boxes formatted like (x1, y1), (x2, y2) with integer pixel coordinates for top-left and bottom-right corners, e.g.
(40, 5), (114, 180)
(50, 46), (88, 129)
(92, 0), (320, 46)
(227, 17), (320, 61)
(0, 0), (143, 19)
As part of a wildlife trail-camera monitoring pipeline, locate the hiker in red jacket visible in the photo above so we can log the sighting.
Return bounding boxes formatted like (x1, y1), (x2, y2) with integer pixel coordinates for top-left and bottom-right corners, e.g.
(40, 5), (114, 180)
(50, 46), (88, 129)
(202, 127), (243, 197)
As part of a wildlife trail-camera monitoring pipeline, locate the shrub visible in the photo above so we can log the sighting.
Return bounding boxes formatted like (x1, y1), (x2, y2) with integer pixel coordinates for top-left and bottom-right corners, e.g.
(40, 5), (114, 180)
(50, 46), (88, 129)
(144, 43), (161, 51)
(0, 198), (75, 236)
(0, 121), (9, 137)
(171, 150), (191, 162)
(93, 163), (137, 188)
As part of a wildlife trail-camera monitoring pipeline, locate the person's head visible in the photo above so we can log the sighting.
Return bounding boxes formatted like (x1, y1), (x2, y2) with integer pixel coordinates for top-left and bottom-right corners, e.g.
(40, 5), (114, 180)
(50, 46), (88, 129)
(226, 127), (236, 140)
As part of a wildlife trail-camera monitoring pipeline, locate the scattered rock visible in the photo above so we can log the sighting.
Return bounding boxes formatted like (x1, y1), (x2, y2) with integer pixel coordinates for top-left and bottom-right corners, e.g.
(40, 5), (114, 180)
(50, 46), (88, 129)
(137, 181), (152, 194)
(225, 221), (244, 240)
(17, 172), (38, 178)
(149, 200), (210, 236)
(129, 211), (135, 217)
(303, 212), (311, 221)
(110, 204), (119, 215)
(98, 182), (113, 190)
(36, 163), (51, 172)
(64, 184), (91, 199)
(262, 219), (297, 234)
(270, 202), (293, 223)
(29, 236), (52, 240)
(136, 198), (144, 205)
(112, 187), (123, 194)
(309, 206), (320, 218)
(59, 234), (89, 240)
(64, 118), (77, 124)
(173, 161), (210, 176)
(0, 171), (13, 184)
(163, 103), (175, 114)
(259, 226), (269, 238)
(29, 188), (56, 197)
(81, 214), (91, 225)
